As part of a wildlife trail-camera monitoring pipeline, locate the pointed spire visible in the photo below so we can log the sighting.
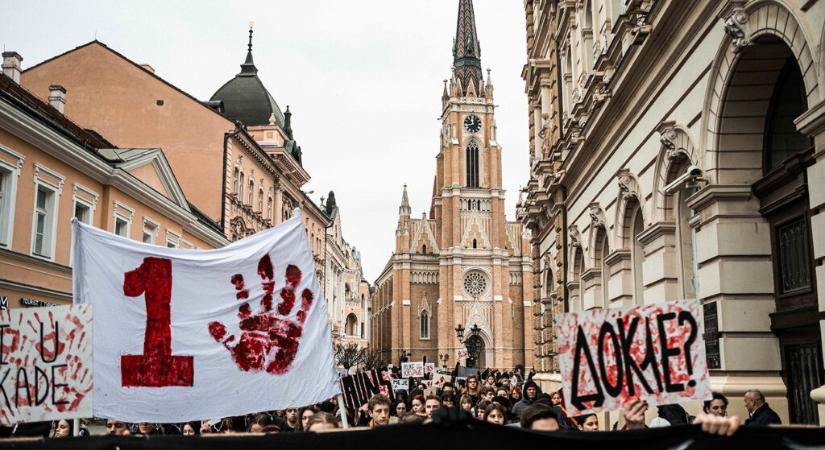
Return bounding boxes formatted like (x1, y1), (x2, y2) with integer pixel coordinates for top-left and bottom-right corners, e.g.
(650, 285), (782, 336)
(240, 22), (258, 75)
(284, 105), (294, 139)
(399, 183), (411, 216)
(452, 0), (483, 96)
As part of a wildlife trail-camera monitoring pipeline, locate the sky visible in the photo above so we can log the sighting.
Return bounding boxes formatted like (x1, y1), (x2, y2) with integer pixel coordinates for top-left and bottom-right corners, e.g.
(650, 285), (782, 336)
(0, 0), (530, 281)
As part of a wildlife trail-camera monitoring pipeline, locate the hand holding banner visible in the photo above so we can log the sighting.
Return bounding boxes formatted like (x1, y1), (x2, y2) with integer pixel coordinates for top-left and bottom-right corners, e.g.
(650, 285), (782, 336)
(555, 299), (711, 416)
(0, 305), (92, 425)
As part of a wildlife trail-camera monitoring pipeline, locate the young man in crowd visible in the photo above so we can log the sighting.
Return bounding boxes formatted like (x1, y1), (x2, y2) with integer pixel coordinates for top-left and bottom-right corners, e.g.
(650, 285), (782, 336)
(106, 420), (130, 436)
(479, 386), (496, 403)
(704, 392), (729, 417)
(367, 394), (392, 427)
(519, 404), (561, 431)
(512, 380), (540, 418)
(424, 395), (443, 419)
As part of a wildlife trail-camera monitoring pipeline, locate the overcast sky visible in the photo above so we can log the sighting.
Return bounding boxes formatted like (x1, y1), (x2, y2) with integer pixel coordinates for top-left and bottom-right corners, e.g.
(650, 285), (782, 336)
(0, 0), (529, 281)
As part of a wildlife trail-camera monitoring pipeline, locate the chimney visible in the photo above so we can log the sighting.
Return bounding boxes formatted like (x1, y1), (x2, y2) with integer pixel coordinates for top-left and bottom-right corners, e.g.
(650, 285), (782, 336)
(48, 85), (66, 114)
(2, 52), (23, 83)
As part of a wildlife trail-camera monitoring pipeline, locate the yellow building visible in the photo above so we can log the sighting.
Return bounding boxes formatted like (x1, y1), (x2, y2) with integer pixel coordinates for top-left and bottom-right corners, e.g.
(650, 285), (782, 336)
(371, 0), (534, 369)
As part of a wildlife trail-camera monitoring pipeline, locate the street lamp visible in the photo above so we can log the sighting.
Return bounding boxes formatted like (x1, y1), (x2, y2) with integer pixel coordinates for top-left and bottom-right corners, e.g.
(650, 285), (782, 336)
(454, 323), (465, 341)
(469, 323), (481, 337)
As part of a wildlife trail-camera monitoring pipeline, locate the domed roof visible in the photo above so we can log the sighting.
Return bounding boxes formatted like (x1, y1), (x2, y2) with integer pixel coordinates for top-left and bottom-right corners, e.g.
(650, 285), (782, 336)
(210, 29), (285, 128)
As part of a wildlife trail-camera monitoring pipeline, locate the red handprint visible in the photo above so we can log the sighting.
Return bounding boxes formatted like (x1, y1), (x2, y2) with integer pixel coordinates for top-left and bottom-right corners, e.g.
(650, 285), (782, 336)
(208, 254), (313, 375)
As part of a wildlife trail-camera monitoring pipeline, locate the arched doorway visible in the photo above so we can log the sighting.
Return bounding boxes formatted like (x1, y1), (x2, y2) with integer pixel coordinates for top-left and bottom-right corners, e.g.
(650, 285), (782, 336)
(465, 334), (486, 369)
(719, 34), (822, 424)
(345, 313), (358, 337)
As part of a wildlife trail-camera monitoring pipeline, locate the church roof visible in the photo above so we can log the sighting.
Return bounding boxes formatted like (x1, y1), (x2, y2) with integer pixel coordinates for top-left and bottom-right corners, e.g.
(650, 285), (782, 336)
(210, 28), (285, 128)
(452, 0), (483, 96)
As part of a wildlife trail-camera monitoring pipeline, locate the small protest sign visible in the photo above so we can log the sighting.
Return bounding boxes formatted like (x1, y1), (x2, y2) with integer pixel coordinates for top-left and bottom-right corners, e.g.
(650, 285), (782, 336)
(0, 305), (92, 425)
(391, 378), (409, 393)
(339, 369), (395, 415)
(433, 374), (452, 388)
(556, 299), (711, 416)
(457, 348), (469, 360)
(424, 363), (435, 375)
(401, 362), (424, 378)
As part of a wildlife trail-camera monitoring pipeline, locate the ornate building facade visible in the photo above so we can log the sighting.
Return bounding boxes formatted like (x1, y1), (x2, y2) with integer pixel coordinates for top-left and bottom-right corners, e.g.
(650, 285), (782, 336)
(520, 0), (825, 426)
(371, 0), (534, 369)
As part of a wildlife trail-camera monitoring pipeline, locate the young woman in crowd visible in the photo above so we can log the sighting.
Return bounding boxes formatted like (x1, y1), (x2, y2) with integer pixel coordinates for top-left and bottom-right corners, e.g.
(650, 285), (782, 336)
(459, 394), (473, 413)
(411, 394), (427, 418)
(300, 406), (320, 431)
(305, 412), (340, 432)
(394, 401), (408, 418)
(181, 422), (199, 436)
(576, 414), (599, 431)
(510, 385), (522, 404)
(51, 420), (72, 438)
(483, 403), (507, 425)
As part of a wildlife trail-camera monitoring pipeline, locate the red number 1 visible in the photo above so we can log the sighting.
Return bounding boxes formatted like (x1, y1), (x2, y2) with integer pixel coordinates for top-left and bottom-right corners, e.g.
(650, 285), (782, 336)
(121, 257), (194, 387)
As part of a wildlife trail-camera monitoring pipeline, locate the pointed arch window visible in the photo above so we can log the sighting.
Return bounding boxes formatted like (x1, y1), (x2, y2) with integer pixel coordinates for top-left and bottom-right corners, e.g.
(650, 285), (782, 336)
(420, 309), (430, 339)
(466, 142), (480, 187)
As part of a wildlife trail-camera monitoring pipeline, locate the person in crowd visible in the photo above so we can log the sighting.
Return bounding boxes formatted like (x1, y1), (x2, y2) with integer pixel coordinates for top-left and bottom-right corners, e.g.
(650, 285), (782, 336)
(181, 422), (199, 436)
(512, 380), (540, 418)
(649, 404), (692, 427)
(484, 402), (507, 425)
(249, 413), (274, 433)
(513, 365), (525, 384)
(485, 374), (497, 387)
(219, 416), (246, 434)
(424, 395), (442, 419)
(520, 403), (561, 431)
(51, 419), (72, 438)
(623, 399), (741, 436)
(479, 386), (496, 403)
(459, 394), (473, 413)
(402, 413), (424, 424)
(441, 382), (456, 397)
(499, 375), (511, 387)
(475, 400), (491, 420)
(466, 375), (481, 405)
(577, 413), (599, 431)
(394, 401), (408, 419)
(305, 412), (340, 432)
(744, 390), (782, 426)
(300, 406), (320, 431)
(135, 422), (161, 436)
(283, 407), (300, 431)
(510, 385), (522, 404)
(441, 394), (456, 409)
(106, 419), (131, 436)
(411, 394), (427, 418)
(368, 394), (392, 427)
(496, 387), (510, 398)
(704, 392), (729, 417)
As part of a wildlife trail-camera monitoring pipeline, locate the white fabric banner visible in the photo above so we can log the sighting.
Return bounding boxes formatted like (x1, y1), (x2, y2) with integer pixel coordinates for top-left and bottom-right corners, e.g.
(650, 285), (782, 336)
(72, 211), (340, 422)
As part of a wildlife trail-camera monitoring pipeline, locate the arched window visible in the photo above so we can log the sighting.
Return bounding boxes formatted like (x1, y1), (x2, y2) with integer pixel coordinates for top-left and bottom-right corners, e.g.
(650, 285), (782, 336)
(765, 57), (810, 171)
(232, 168), (240, 195)
(267, 196), (273, 220)
(472, 239), (478, 249)
(258, 188), (264, 212)
(248, 180), (254, 205)
(466, 142), (480, 187)
(422, 244), (427, 254)
(238, 172), (245, 201)
(420, 310), (430, 339)
(594, 227), (610, 308)
(631, 207), (645, 304)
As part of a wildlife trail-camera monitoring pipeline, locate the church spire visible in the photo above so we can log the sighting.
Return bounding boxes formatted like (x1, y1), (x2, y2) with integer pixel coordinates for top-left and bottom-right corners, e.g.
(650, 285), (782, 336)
(452, 0), (483, 96)
(399, 183), (411, 216)
(240, 23), (258, 75)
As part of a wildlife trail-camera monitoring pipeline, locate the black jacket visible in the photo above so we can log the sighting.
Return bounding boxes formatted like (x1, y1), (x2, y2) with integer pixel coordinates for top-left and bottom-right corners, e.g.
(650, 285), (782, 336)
(744, 403), (782, 426)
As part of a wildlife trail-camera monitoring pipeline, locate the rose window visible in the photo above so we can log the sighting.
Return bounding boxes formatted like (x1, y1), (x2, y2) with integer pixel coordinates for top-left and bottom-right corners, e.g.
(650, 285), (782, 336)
(464, 271), (488, 298)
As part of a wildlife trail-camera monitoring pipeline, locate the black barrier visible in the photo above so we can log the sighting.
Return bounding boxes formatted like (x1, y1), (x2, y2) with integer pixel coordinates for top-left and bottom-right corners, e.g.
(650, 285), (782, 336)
(0, 421), (822, 450)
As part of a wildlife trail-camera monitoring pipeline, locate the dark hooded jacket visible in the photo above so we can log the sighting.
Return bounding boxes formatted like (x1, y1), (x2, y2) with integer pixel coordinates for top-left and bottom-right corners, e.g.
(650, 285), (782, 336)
(511, 380), (541, 419)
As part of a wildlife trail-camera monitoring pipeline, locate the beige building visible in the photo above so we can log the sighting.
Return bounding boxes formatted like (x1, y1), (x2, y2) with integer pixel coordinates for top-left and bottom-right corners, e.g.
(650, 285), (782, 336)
(520, 0), (825, 426)
(0, 54), (228, 308)
(371, 0), (534, 369)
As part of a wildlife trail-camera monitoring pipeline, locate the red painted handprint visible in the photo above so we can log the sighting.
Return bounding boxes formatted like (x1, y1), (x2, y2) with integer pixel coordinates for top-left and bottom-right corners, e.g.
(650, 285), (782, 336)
(208, 254), (313, 375)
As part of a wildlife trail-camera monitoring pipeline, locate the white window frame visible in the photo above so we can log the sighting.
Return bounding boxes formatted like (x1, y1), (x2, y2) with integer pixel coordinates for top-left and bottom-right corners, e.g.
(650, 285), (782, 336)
(111, 200), (134, 240)
(180, 239), (193, 249)
(70, 184), (97, 266)
(166, 229), (180, 248)
(142, 217), (160, 244)
(419, 309), (430, 340)
(114, 214), (131, 238)
(30, 164), (64, 261)
(0, 146), (24, 248)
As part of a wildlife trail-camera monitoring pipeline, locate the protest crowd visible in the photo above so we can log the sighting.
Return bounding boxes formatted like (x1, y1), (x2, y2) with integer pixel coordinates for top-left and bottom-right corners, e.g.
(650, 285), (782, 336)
(1, 364), (774, 440)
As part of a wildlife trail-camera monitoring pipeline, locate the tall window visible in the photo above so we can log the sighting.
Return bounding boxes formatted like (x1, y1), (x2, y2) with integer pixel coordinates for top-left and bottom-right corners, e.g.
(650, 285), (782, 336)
(466, 142), (480, 187)
(631, 207), (645, 304)
(114, 215), (130, 238)
(32, 185), (57, 257)
(248, 180), (254, 205)
(420, 310), (430, 339)
(0, 165), (17, 247)
(258, 188), (264, 212)
(142, 219), (158, 244)
(232, 168), (239, 195)
(238, 172), (245, 201)
(74, 201), (91, 224)
(267, 195), (273, 220)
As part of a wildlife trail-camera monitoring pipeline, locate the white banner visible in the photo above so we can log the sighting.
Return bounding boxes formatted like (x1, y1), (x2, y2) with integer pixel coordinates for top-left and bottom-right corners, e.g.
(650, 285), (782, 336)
(72, 211), (340, 422)
(0, 305), (92, 425)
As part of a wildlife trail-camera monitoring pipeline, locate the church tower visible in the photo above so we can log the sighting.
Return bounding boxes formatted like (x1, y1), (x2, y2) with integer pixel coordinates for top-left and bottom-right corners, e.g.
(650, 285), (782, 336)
(374, 0), (533, 370)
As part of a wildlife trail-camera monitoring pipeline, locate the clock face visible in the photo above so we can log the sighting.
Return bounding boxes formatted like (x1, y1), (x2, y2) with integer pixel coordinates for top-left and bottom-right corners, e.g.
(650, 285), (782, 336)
(464, 115), (482, 133)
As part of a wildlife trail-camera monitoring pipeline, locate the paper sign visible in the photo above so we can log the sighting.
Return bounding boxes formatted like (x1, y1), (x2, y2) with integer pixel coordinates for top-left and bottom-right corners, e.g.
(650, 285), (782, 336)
(556, 299), (711, 416)
(457, 348), (469, 359)
(0, 305), (92, 425)
(391, 378), (409, 392)
(424, 363), (435, 375)
(339, 369), (395, 415)
(401, 362), (424, 378)
(433, 374), (452, 388)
